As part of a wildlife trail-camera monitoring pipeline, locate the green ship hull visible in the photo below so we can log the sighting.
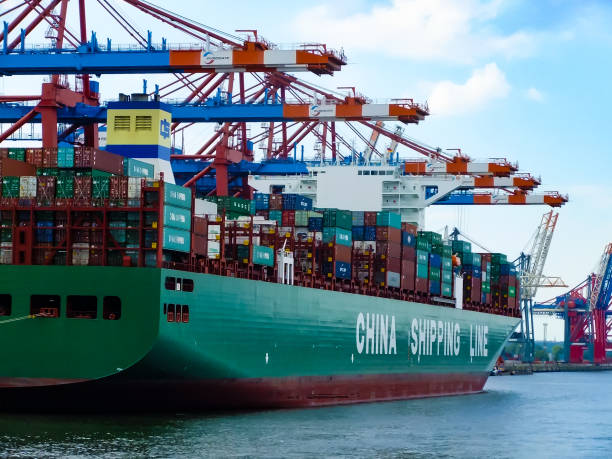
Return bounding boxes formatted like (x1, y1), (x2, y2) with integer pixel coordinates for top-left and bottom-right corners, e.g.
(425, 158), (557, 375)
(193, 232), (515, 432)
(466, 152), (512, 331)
(0, 266), (519, 410)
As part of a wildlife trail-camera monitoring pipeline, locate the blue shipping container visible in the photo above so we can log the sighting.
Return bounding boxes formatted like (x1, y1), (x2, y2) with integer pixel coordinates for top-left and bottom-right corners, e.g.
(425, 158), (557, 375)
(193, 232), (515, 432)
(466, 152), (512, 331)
(36, 221), (53, 243)
(402, 231), (416, 247)
(429, 280), (441, 295)
(352, 211), (365, 226)
(364, 226), (377, 241)
(336, 261), (352, 279)
(429, 253), (441, 268)
(308, 217), (323, 231)
(282, 194), (312, 210)
(352, 226), (365, 241)
(254, 193), (270, 210)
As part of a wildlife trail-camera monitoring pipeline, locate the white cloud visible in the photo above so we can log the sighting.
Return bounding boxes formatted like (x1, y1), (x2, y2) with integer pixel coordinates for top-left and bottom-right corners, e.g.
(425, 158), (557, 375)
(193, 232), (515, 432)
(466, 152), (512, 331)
(291, 0), (537, 63)
(526, 87), (544, 102)
(427, 63), (510, 116)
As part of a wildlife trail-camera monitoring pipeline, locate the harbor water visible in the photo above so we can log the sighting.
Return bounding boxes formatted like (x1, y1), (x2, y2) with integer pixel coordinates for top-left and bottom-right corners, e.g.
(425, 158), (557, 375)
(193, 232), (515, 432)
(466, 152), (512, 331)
(1, 371), (611, 458)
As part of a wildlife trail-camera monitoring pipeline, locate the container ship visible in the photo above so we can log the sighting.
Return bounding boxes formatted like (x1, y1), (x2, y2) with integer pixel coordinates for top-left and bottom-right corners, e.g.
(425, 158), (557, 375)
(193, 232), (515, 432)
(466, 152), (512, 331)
(0, 100), (521, 411)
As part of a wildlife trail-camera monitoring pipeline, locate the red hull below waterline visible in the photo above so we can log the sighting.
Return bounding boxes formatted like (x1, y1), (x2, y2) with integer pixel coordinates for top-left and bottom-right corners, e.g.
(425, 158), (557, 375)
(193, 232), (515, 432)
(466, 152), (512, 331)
(0, 372), (488, 412)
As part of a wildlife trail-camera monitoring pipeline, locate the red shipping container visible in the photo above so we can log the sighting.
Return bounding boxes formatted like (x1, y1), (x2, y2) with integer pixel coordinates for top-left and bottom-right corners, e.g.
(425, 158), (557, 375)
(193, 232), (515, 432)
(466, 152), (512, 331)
(192, 234), (207, 256)
(376, 256), (401, 273)
(74, 147), (124, 175)
(401, 222), (418, 235)
(269, 194), (283, 210)
(281, 210), (295, 226)
(42, 148), (58, 168)
(0, 157), (37, 176)
(376, 241), (401, 258)
(401, 260), (416, 291)
(110, 176), (128, 200)
(376, 226), (401, 243)
(332, 244), (352, 263)
(36, 176), (56, 203)
(364, 212), (377, 226)
(74, 176), (92, 200)
(0, 148), (8, 159)
(26, 148), (43, 167)
(193, 216), (207, 235)
(415, 277), (428, 293)
(402, 246), (416, 261)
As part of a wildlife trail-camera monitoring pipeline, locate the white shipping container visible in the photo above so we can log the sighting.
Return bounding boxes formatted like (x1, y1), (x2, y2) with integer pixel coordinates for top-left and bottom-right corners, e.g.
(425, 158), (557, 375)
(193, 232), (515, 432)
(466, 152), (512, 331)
(19, 176), (37, 198)
(236, 236), (261, 246)
(127, 177), (142, 199)
(0, 242), (12, 264)
(72, 242), (90, 266)
(194, 198), (218, 216)
(207, 241), (220, 258)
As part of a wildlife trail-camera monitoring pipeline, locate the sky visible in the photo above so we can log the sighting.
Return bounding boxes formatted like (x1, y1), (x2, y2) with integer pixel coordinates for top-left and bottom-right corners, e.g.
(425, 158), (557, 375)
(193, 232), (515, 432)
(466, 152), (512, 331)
(2, 0), (612, 339)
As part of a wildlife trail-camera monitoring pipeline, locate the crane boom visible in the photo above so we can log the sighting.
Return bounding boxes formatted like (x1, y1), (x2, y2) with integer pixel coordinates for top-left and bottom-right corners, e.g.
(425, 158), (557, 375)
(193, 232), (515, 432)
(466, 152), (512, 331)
(521, 211), (559, 300)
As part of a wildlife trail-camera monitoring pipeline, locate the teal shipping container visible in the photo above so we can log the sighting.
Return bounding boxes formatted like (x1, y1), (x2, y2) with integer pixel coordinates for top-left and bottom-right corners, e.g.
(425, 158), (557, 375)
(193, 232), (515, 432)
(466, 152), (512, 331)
(253, 245), (275, 267)
(164, 182), (192, 210)
(124, 158), (154, 178)
(376, 211), (401, 229)
(322, 227), (352, 247)
(163, 227), (191, 253)
(164, 205), (192, 231)
(57, 146), (75, 168)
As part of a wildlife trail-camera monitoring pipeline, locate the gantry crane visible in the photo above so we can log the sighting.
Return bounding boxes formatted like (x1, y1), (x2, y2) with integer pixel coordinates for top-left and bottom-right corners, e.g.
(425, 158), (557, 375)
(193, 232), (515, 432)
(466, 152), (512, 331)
(515, 211), (565, 362)
(534, 244), (612, 363)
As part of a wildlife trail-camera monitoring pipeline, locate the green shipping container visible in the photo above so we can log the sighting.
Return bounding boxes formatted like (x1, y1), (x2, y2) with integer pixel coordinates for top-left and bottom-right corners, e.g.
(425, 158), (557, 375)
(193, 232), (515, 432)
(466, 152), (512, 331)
(416, 263), (428, 279)
(376, 211), (401, 229)
(163, 227), (191, 253)
(442, 283), (453, 297)
(164, 182), (192, 210)
(472, 253), (482, 266)
(91, 170), (112, 199)
(482, 283), (491, 293)
(8, 148), (25, 162)
(416, 249), (429, 265)
(124, 158), (154, 178)
(491, 253), (508, 264)
(452, 240), (471, 253)
(37, 168), (60, 176)
(429, 268), (441, 281)
(236, 244), (250, 262)
(418, 231), (442, 245)
(509, 286), (516, 297)
(1, 228), (12, 242)
(268, 210), (282, 224)
(56, 172), (74, 198)
(416, 238), (431, 251)
(109, 221), (126, 244)
(293, 210), (323, 227)
(323, 209), (352, 230)
(294, 210), (310, 227)
(442, 257), (452, 271)
(57, 146), (74, 168)
(322, 227), (352, 247)
(442, 270), (453, 284)
(208, 196), (252, 216)
(253, 245), (274, 267)
(2, 177), (20, 198)
(164, 204), (192, 231)
(431, 244), (444, 256)
(442, 244), (453, 257)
